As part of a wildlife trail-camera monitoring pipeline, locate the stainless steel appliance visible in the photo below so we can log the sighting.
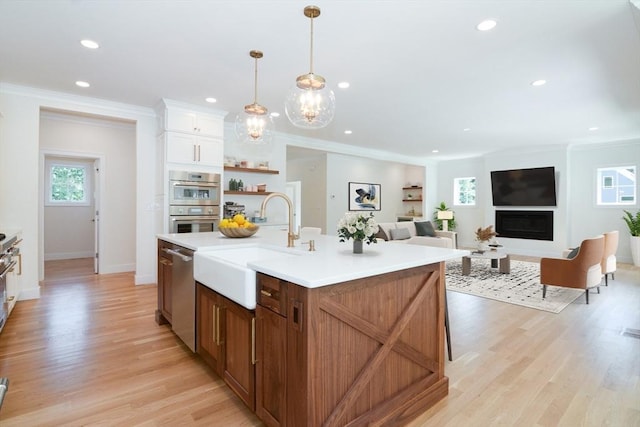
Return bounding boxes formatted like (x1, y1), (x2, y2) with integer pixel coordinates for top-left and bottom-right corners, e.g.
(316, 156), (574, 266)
(160, 243), (196, 352)
(0, 235), (18, 333)
(169, 170), (220, 233)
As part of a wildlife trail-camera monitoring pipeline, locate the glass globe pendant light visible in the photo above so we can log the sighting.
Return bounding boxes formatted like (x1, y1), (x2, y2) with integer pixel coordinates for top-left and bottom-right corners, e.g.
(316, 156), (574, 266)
(284, 5), (335, 129)
(235, 50), (274, 144)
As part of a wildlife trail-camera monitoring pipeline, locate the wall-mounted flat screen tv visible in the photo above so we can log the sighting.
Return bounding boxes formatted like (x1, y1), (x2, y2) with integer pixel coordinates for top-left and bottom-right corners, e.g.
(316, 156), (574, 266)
(490, 166), (557, 206)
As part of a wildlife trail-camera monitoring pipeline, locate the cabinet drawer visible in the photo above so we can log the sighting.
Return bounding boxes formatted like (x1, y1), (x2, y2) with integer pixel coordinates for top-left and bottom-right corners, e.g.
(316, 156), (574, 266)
(257, 274), (287, 316)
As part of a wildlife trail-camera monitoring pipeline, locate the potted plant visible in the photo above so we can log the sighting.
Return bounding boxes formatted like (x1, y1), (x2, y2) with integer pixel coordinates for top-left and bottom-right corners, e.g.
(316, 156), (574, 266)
(433, 202), (456, 231)
(622, 210), (640, 266)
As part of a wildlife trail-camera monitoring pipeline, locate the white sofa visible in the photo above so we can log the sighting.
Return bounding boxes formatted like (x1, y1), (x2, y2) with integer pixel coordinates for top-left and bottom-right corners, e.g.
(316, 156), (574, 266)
(376, 221), (457, 249)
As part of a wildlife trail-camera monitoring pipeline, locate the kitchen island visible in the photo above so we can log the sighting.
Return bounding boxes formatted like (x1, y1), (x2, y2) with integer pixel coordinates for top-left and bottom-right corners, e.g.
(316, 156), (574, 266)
(157, 229), (468, 427)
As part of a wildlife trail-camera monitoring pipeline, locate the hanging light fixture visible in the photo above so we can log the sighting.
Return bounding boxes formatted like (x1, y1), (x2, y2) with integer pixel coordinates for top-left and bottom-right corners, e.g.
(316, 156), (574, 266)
(235, 50), (274, 144)
(285, 5), (335, 129)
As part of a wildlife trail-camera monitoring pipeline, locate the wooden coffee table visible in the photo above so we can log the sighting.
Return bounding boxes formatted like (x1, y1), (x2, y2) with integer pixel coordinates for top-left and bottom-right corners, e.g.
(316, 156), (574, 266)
(462, 251), (510, 275)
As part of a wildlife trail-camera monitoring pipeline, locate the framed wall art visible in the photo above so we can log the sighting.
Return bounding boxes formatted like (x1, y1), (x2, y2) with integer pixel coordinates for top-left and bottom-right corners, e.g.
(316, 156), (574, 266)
(348, 182), (381, 211)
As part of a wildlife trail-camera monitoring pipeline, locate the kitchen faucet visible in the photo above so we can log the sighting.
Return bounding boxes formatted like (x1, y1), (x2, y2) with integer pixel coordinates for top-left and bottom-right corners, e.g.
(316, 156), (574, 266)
(259, 192), (298, 247)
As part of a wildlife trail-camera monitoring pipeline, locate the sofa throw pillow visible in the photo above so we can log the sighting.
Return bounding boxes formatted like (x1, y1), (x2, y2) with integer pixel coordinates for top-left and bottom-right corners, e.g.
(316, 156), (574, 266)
(375, 228), (389, 241)
(415, 221), (436, 237)
(566, 247), (579, 259)
(390, 227), (411, 240)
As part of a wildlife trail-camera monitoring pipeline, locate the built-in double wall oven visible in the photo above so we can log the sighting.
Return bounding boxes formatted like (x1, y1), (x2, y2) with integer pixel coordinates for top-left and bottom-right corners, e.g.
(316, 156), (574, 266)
(169, 170), (220, 233)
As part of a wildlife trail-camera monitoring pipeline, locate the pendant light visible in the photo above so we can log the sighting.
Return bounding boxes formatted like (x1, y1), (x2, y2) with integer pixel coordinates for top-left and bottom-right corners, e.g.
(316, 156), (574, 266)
(235, 50), (274, 144)
(284, 5), (335, 129)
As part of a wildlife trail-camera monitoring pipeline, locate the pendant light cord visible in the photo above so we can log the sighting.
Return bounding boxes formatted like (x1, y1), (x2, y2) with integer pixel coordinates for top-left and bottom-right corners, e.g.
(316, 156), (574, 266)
(253, 56), (259, 103)
(309, 15), (314, 74)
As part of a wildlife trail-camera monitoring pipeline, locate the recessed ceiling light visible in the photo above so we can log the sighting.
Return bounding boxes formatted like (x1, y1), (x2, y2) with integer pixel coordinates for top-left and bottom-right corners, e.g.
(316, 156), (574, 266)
(463, 128), (471, 132)
(270, 112), (280, 118)
(531, 79), (547, 86)
(80, 39), (99, 49)
(589, 127), (599, 131)
(75, 81), (90, 88)
(432, 149), (439, 153)
(338, 82), (350, 89)
(344, 130), (352, 135)
(205, 97), (217, 103)
(477, 19), (497, 31)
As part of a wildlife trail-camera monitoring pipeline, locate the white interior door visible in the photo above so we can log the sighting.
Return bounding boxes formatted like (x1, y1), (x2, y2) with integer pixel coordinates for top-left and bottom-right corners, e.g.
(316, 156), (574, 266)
(93, 159), (100, 274)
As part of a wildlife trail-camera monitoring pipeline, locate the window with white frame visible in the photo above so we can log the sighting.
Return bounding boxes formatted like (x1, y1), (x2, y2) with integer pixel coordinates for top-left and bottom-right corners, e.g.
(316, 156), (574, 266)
(46, 161), (91, 206)
(453, 177), (476, 206)
(596, 166), (636, 206)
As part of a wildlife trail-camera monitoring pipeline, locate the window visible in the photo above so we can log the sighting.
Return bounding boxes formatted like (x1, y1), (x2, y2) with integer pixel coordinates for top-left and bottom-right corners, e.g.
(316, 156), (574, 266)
(453, 177), (476, 206)
(46, 161), (91, 206)
(596, 166), (636, 206)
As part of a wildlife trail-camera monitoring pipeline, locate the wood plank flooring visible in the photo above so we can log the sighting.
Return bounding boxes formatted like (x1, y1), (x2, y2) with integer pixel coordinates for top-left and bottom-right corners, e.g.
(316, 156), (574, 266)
(0, 258), (639, 426)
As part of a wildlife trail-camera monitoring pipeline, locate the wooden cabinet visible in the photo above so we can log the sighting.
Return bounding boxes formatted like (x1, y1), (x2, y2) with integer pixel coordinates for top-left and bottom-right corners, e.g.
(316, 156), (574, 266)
(255, 262), (448, 427)
(156, 240), (173, 325)
(196, 283), (256, 410)
(255, 275), (289, 426)
(196, 283), (223, 373)
(256, 305), (287, 427)
(166, 133), (223, 167)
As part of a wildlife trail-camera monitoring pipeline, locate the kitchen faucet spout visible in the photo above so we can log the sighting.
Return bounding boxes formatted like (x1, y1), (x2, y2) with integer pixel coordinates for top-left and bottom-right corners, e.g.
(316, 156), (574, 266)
(259, 192), (298, 247)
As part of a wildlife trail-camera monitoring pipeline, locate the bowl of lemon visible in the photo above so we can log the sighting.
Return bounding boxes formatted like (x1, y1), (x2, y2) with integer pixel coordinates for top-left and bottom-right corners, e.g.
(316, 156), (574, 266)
(218, 214), (259, 238)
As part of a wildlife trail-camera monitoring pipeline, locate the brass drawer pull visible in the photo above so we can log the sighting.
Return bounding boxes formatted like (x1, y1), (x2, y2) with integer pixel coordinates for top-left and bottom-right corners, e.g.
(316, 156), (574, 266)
(260, 289), (272, 297)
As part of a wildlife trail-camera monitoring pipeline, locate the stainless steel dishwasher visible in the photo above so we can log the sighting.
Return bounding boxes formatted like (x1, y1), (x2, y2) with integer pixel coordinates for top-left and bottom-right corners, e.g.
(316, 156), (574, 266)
(163, 244), (196, 352)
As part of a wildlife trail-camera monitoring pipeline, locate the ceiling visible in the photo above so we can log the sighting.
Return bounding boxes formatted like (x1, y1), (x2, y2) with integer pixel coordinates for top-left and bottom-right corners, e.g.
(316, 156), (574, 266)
(1, 0), (639, 161)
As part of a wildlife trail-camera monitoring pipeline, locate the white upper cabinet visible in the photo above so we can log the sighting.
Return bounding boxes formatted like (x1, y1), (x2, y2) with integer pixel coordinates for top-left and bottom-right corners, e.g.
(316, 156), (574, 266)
(157, 99), (226, 138)
(157, 99), (227, 168)
(165, 109), (222, 137)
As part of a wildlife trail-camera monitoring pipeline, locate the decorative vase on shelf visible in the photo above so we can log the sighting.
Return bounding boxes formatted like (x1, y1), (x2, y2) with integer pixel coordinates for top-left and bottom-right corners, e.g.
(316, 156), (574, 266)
(353, 239), (363, 254)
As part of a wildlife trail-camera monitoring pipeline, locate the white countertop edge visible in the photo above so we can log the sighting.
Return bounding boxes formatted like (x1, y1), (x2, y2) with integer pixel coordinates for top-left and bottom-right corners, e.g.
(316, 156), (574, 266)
(248, 249), (470, 288)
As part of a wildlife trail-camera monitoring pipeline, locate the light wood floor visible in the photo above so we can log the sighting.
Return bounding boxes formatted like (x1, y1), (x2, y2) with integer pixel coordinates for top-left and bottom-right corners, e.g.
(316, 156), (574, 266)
(0, 258), (638, 426)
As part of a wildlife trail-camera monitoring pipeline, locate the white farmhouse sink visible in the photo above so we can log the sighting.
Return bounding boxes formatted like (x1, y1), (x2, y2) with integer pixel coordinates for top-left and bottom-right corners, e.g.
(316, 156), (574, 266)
(194, 245), (303, 309)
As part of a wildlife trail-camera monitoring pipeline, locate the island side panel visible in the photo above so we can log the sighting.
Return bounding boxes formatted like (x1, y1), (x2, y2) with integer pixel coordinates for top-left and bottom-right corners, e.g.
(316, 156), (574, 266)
(290, 262), (448, 427)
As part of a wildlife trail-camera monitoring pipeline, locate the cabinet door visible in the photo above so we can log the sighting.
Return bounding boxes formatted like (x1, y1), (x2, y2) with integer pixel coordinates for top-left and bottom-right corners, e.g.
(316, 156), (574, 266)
(256, 305), (287, 427)
(196, 114), (223, 137)
(156, 242), (172, 325)
(223, 296), (256, 410)
(166, 109), (198, 134)
(196, 284), (224, 375)
(166, 133), (198, 164)
(197, 137), (223, 167)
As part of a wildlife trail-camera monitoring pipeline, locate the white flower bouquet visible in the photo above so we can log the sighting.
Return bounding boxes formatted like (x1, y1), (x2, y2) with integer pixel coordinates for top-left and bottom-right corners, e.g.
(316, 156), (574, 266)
(337, 212), (379, 244)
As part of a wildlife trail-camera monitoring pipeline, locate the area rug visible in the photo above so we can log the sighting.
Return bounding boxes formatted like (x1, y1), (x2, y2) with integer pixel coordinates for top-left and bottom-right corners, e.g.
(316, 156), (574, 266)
(445, 259), (584, 313)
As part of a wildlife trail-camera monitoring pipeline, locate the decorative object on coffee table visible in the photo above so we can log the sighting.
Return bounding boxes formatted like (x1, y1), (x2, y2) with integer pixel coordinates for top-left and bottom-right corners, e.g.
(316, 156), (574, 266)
(475, 225), (497, 252)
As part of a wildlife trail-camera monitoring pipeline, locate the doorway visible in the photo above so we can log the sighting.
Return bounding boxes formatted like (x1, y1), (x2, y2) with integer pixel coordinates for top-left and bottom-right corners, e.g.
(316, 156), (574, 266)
(41, 153), (101, 280)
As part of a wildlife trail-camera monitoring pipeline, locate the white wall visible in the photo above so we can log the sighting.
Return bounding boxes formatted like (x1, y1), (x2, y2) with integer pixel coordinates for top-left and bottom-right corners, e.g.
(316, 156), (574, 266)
(567, 139), (640, 263)
(287, 151), (327, 231)
(222, 123), (288, 225)
(437, 141), (639, 262)
(40, 112), (136, 271)
(325, 153), (408, 234)
(0, 84), (158, 302)
(436, 157), (485, 247)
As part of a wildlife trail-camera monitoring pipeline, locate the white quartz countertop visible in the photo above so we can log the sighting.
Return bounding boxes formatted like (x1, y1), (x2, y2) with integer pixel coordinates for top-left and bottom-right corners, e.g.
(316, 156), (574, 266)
(158, 228), (469, 288)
